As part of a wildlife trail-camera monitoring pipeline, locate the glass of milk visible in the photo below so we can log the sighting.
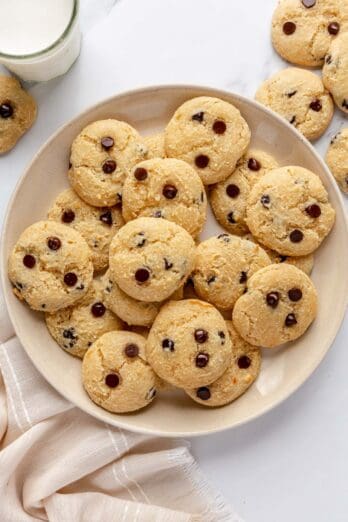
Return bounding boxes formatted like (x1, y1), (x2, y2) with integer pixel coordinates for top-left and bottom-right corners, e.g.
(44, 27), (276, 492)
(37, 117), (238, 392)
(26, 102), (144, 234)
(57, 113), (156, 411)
(0, 0), (81, 82)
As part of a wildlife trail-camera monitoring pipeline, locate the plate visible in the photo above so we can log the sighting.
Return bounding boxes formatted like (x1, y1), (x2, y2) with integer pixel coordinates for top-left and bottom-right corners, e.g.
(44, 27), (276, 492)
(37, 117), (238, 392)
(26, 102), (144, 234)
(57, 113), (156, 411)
(1, 85), (347, 437)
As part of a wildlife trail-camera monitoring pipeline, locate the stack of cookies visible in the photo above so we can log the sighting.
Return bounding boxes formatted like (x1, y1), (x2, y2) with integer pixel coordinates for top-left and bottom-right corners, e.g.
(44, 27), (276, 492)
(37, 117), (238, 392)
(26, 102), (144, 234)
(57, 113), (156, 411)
(8, 95), (335, 414)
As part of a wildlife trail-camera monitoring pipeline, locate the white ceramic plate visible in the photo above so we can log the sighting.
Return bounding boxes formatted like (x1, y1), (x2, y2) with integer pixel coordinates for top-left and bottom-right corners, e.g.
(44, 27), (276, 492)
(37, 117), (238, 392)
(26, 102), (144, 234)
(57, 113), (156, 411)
(1, 85), (347, 437)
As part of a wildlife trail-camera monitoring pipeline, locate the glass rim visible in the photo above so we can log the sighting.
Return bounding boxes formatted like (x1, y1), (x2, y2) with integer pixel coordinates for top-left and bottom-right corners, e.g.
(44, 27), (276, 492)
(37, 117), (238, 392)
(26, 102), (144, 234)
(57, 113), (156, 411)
(0, 0), (79, 60)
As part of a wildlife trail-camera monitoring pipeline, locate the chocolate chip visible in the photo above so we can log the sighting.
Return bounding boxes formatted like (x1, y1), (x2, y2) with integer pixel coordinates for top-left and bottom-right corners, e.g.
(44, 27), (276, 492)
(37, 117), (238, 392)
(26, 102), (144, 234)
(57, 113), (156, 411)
(325, 54), (332, 64)
(196, 387), (211, 400)
(305, 204), (321, 218)
(135, 267), (150, 283)
(132, 168), (148, 182)
(302, 0), (316, 7)
(239, 271), (247, 284)
(279, 255), (288, 263)
(266, 291), (280, 308)
(283, 21), (296, 35)
(101, 136), (114, 150)
(288, 288), (303, 302)
(207, 275), (216, 284)
(194, 329), (208, 343)
(218, 331), (225, 339)
(287, 90), (297, 98)
(261, 194), (270, 208)
(62, 209), (75, 223)
(87, 342), (93, 347)
(343, 100), (348, 110)
(47, 236), (61, 251)
(309, 99), (322, 112)
(285, 313), (297, 327)
(153, 210), (163, 218)
(195, 353), (209, 368)
(212, 120), (226, 134)
(91, 302), (106, 317)
(64, 272), (78, 286)
(328, 22), (340, 35)
(192, 111), (204, 122)
(226, 184), (240, 198)
(146, 387), (157, 400)
(15, 282), (23, 290)
(290, 229), (303, 243)
(100, 210), (113, 226)
(164, 258), (173, 270)
(248, 158), (261, 171)
(217, 233), (230, 242)
(23, 254), (36, 268)
(162, 184), (177, 199)
(162, 338), (175, 352)
(290, 115), (296, 125)
(63, 328), (77, 340)
(238, 355), (251, 369)
(195, 155), (209, 169)
(0, 103), (13, 118)
(102, 160), (116, 174)
(105, 373), (119, 388)
(227, 211), (236, 224)
(125, 343), (139, 357)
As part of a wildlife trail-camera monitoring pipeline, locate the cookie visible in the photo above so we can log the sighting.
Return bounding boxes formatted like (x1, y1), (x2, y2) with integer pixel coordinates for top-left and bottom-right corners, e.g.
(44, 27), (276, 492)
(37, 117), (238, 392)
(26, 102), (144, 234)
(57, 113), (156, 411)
(47, 189), (124, 272)
(82, 331), (157, 413)
(109, 217), (195, 302)
(322, 32), (348, 114)
(271, 0), (348, 67)
(185, 321), (261, 407)
(164, 96), (251, 185)
(144, 133), (166, 159)
(146, 299), (231, 388)
(8, 220), (93, 312)
(325, 128), (348, 194)
(122, 158), (207, 237)
(68, 119), (147, 207)
(0, 75), (37, 154)
(232, 264), (318, 348)
(46, 277), (123, 358)
(246, 166), (335, 256)
(255, 68), (334, 140)
(210, 150), (279, 235)
(192, 234), (271, 311)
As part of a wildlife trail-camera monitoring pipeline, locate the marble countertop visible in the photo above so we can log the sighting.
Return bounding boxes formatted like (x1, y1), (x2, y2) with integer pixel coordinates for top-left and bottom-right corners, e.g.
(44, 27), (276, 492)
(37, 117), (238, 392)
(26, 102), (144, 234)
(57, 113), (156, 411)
(1, 1), (347, 521)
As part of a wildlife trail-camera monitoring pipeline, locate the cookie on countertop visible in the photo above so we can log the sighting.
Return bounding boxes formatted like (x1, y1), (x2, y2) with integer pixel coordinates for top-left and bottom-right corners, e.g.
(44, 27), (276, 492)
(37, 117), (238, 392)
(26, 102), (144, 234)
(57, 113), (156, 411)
(192, 234), (271, 311)
(255, 68), (334, 141)
(0, 75), (37, 154)
(325, 128), (348, 194)
(146, 299), (232, 388)
(271, 0), (348, 67)
(185, 321), (261, 407)
(165, 96), (251, 185)
(46, 277), (123, 358)
(232, 264), (318, 348)
(82, 331), (157, 413)
(68, 119), (147, 207)
(122, 158), (207, 237)
(8, 220), (93, 312)
(109, 217), (195, 302)
(144, 133), (166, 159)
(47, 188), (124, 272)
(322, 32), (348, 114)
(210, 150), (279, 235)
(246, 166), (335, 256)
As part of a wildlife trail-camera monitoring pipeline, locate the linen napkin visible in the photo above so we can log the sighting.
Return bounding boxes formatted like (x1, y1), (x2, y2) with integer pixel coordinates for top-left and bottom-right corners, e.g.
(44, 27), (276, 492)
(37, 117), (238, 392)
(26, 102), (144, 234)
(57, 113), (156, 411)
(0, 290), (241, 522)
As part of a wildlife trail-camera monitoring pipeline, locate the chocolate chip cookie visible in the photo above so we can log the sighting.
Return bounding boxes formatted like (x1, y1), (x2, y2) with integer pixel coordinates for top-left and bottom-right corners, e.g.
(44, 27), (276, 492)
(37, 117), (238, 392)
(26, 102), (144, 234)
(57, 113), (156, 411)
(325, 128), (348, 193)
(322, 32), (348, 114)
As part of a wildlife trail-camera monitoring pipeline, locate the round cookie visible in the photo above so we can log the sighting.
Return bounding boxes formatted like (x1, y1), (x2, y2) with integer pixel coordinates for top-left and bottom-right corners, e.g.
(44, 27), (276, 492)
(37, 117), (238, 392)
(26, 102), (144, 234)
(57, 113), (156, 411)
(122, 158), (207, 237)
(68, 119), (147, 207)
(0, 75), (37, 154)
(109, 217), (195, 302)
(246, 166), (335, 256)
(323, 32), (348, 114)
(192, 234), (271, 311)
(47, 189), (124, 272)
(164, 96), (251, 185)
(146, 299), (232, 388)
(185, 321), (261, 407)
(144, 133), (166, 159)
(255, 68), (334, 141)
(232, 264), (318, 348)
(210, 150), (279, 235)
(271, 0), (348, 68)
(8, 220), (93, 312)
(326, 128), (348, 194)
(46, 277), (123, 358)
(82, 331), (157, 413)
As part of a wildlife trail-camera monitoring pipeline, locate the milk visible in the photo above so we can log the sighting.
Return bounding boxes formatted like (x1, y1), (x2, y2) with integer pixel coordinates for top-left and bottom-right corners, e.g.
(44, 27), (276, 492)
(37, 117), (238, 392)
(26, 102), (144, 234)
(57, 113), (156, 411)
(0, 0), (81, 81)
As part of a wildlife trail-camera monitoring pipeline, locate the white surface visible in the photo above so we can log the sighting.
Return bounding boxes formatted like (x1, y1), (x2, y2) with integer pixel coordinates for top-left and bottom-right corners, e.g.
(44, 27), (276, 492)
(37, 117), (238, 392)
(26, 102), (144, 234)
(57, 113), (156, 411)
(0, 0), (347, 520)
